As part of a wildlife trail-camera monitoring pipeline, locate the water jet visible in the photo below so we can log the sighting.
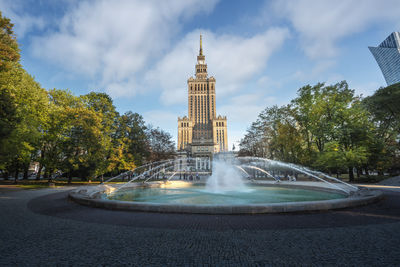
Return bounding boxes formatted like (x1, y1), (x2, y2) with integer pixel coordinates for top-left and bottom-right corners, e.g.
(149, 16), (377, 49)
(69, 154), (382, 214)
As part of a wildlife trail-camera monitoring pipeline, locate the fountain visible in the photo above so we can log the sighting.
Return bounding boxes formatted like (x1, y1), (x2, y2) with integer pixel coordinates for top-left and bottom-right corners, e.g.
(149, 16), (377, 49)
(69, 154), (383, 214)
(205, 156), (249, 193)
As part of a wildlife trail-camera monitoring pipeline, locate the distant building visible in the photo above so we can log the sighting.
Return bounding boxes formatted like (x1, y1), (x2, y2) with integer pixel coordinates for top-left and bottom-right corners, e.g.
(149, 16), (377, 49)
(369, 32), (400, 86)
(177, 35), (228, 163)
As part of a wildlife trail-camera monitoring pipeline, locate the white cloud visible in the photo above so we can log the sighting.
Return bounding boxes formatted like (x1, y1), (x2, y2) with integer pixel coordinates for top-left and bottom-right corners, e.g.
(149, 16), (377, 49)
(143, 109), (182, 144)
(0, 0), (45, 38)
(144, 109), (180, 130)
(271, 0), (400, 59)
(219, 94), (266, 123)
(292, 59), (336, 82)
(30, 0), (218, 97)
(218, 93), (281, 148)
(147, 27), (289, 105)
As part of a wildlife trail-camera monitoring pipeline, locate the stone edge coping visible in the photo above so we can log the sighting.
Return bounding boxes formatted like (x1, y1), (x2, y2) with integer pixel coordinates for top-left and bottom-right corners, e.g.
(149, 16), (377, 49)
(68, 182), (384, 214)
(102, 180), (353, 194)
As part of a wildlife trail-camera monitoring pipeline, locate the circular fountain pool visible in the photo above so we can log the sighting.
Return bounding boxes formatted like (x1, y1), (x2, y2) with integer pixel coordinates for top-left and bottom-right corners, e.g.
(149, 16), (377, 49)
(107, 183), (345, 205)
(69, 155), (383, 214)
(69, 181), (382, 214)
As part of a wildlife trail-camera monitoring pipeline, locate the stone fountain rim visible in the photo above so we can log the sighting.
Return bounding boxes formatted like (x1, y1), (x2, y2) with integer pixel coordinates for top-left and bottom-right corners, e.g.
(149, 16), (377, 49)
(68, 181), (383, 214)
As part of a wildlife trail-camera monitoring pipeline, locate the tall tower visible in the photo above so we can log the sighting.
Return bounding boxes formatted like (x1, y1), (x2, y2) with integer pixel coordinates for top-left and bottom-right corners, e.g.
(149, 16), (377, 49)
(369, 32), (400, 86)
(178, 35), (228, 156)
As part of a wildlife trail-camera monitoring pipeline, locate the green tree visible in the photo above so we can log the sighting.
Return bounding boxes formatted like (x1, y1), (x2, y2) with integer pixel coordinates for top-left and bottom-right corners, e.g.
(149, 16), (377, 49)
(61, 104), (104, 182)
(0, 11), (20, 72)
(147, 126), (175, 162)
(240, 81), (375, 181)
(0, 68), (48, 182)
(36, 89), (79, 180)
(81, 92), (119, 179)
(363, 83), (400, 174)
(0, 12), (20, 177)
(114, 112), (150, 168)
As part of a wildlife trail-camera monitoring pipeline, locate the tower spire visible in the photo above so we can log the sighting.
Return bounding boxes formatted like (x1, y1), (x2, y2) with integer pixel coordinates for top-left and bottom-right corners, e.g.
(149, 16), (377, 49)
(199, 34), (203, 56)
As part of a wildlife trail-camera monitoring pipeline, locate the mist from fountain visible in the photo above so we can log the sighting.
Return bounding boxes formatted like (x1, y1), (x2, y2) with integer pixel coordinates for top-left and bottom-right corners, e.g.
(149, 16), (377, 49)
(102, 154), (359, 199)
(205, 158), (250, 193)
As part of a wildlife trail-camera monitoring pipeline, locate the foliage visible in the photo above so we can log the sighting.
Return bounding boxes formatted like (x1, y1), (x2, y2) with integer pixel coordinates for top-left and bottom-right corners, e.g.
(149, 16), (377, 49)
(147, 126), (176, 162)
(363, 82), (400, 174)
(0, 13), (176, 180)
(240, 81), (399, 181)
(0, 11), (19, 72)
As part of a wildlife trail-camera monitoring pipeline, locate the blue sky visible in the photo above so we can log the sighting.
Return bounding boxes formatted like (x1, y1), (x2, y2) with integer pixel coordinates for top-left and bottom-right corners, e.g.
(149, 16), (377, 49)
(1, 0), (399, 149)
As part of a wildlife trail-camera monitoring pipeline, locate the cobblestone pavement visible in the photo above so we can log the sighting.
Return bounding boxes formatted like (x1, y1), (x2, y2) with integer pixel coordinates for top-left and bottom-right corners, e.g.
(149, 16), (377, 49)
(1, 187), (400, 266)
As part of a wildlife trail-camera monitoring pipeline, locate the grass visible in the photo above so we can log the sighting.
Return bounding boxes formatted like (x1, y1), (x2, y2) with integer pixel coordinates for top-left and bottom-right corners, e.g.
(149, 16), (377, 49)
(0, 177), (145, 189)
(17, 184), (51, 190)
(329, 173), (394, 184)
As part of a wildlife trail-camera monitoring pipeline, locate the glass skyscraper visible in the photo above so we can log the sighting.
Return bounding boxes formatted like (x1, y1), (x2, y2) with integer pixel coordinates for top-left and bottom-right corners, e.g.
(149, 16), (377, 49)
(369, 32), (400, 86)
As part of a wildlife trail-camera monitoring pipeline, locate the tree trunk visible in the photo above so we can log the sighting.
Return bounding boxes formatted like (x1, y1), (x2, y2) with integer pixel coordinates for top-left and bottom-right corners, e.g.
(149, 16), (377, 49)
(36, 150), (45, 180)
(348, 167), (354, 182)
(14, 162), (19, 184)
(36, 164), (42, 180)
(3, 171), (9, 180)
(356, 168), (361, 179)
(68, 173), (72, 184)
(48, 169), (53, 183)
(23, 163), (29, 180)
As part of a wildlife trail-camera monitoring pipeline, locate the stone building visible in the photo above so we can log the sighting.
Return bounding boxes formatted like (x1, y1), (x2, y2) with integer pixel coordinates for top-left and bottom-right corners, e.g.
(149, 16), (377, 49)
(177, 35), (228, 165)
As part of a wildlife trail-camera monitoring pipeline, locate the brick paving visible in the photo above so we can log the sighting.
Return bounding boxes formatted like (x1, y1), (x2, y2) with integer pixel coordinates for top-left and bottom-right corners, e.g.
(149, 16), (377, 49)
(0, 187), (400, 266)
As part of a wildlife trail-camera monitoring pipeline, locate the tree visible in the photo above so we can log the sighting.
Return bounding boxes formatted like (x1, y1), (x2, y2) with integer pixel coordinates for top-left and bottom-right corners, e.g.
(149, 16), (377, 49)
(240, 81), (376, 181)
(0, 11), (20, 72)
(363, 83), (400, 174)
(36, 89), (79, 180)
(0, 13), (179, 182)
(116, 111), (150, 166)
(81, 92), (119, 179)
(0, 69), (48, 182)
(147, 126), (175, 162)
(0, 12), (20, 176)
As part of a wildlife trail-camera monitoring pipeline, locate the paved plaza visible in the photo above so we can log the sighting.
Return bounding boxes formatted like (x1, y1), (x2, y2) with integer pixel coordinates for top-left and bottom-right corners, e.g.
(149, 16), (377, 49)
(0, 185), (400, 266)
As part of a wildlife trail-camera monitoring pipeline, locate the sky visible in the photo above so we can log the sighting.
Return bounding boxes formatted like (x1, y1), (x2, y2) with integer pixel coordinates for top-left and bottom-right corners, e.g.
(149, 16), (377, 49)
(1, 0), (399, 149)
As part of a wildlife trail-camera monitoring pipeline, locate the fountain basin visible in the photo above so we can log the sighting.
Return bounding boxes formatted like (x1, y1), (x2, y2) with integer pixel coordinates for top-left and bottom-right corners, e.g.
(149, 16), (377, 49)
(69, 181), (383, 214)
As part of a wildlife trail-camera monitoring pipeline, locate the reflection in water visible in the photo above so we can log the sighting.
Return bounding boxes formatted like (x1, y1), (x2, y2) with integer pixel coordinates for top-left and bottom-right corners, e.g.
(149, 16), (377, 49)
(108, 184), (344, 205)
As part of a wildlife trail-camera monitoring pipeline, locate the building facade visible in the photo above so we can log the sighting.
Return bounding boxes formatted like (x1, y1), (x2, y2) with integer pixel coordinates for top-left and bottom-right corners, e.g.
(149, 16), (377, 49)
(178, 35), (228, 158)
(369, 32), (400, 86)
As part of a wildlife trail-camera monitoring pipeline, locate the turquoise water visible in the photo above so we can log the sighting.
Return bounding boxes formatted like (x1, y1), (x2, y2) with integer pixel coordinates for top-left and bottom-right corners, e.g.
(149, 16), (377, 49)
(107, 184), (344, 205)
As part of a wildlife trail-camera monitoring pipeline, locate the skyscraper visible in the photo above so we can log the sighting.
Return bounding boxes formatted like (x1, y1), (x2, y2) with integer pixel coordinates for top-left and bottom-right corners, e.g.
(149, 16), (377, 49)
(177, 35), (228, 158)
(369, 32), (400, 86)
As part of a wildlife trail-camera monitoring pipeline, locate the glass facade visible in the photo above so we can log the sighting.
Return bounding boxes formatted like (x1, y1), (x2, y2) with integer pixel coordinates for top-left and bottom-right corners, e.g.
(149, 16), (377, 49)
(369, 32), (400, 86)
